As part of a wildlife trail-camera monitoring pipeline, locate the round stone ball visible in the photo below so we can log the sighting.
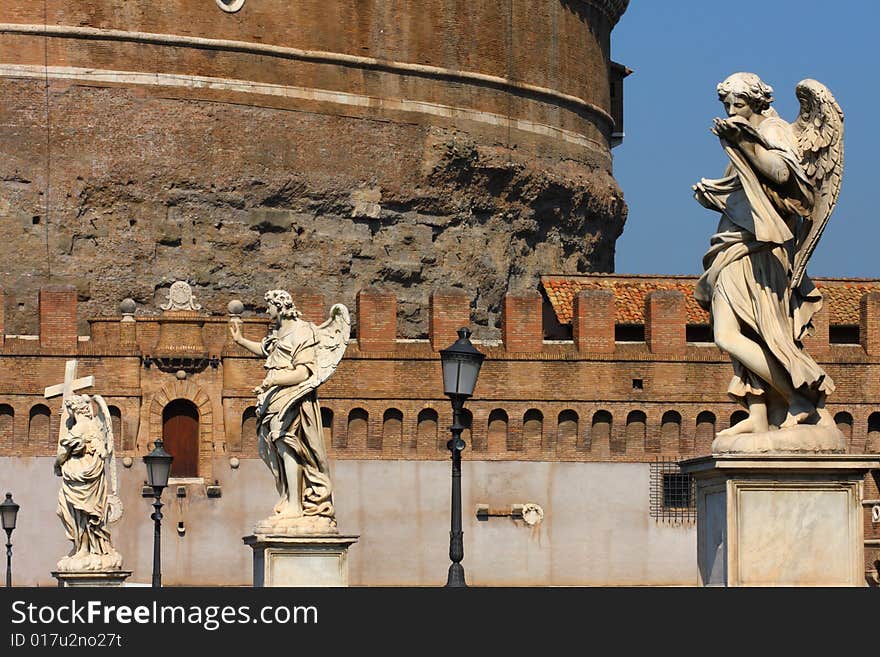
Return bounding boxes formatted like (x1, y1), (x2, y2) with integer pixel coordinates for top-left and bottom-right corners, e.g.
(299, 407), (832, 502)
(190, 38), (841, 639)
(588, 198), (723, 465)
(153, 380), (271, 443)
(228, 299), (244, 315)
(120, 298), (137, 314)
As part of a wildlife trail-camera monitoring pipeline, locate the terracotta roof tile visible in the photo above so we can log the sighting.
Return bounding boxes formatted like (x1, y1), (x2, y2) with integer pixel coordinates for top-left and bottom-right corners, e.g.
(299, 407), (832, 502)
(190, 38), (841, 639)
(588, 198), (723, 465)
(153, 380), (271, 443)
(541, 274), (880, 326)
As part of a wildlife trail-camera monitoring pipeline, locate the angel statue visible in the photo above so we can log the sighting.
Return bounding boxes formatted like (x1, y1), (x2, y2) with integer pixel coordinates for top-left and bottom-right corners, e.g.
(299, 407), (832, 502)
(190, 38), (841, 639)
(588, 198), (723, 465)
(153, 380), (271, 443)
(693, 72), (845, 452)
(230, 289), (350, 533)
(54, 394), (124, 571)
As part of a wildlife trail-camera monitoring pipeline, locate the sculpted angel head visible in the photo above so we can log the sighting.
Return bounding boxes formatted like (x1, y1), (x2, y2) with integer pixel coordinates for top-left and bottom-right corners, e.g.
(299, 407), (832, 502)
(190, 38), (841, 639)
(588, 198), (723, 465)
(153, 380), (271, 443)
(717, 72), (775, 118)
(264, 289), (301, 320)
(64, 394), (93, 419)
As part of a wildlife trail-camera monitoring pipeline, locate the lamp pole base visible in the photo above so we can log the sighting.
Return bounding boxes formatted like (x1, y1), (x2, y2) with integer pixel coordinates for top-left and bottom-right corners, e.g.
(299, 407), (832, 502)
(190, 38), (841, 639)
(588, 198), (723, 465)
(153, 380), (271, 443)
(446, 563), (466, 587)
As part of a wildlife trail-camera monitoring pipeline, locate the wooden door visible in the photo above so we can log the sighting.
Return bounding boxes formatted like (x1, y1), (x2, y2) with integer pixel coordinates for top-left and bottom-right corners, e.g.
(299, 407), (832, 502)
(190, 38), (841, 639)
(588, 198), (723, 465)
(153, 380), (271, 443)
(162, 399), (199, 478)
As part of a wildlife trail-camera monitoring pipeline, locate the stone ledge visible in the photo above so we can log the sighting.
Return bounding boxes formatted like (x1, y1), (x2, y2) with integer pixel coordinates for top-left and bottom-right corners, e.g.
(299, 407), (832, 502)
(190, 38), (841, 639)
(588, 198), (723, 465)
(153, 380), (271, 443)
(51, 570), (132, 588)
(681, 452), (880, 476)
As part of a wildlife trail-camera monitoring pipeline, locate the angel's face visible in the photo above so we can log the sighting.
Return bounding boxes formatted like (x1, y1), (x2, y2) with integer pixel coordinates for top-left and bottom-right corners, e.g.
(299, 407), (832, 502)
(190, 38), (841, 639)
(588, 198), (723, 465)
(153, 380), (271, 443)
(722, 93), (754, 121)
(267, 303), (279, 322)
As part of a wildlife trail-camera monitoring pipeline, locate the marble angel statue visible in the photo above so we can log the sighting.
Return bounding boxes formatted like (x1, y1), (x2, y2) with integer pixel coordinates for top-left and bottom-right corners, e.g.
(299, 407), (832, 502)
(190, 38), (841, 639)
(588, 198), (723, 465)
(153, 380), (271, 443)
(54, 394), (124, 571)
(230, 290), (350, 533)
(693, 72), (844, 450)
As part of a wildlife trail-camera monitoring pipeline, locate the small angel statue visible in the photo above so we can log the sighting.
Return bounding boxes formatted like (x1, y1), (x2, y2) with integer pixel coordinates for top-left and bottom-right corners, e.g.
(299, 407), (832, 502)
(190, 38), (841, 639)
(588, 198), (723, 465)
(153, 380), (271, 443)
(55, 394), (124, 571)
(693, 72), (844, 451)
(230, 289), (350, 533)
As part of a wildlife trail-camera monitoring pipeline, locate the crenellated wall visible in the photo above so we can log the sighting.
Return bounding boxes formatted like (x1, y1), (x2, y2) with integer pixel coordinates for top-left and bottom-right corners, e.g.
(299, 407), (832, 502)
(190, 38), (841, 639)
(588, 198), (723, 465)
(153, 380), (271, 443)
(3, 282), (880, 465)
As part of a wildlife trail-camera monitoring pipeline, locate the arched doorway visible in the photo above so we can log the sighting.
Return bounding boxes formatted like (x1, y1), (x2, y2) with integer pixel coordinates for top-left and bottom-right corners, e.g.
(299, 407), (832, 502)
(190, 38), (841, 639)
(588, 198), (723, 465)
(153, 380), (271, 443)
(163, 399), (199, 478)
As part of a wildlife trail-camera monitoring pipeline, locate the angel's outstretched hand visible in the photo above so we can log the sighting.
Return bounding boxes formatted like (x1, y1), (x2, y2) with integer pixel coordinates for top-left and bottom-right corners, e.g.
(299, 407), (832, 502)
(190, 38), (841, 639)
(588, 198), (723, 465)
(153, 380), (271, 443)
(229, 320), (243, 344)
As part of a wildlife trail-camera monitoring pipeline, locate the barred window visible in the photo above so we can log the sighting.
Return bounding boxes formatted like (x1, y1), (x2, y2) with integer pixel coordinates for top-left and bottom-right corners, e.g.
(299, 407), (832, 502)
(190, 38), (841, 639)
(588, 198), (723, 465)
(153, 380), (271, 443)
(662, 473), (692, 508)
(649, 458), (696, 523)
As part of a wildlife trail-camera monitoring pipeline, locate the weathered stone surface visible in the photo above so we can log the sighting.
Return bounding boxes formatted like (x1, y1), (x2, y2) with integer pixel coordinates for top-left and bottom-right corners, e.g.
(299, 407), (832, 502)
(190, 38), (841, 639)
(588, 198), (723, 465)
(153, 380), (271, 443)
(0, 0), (629, 337)
(0, 83), (625, 337)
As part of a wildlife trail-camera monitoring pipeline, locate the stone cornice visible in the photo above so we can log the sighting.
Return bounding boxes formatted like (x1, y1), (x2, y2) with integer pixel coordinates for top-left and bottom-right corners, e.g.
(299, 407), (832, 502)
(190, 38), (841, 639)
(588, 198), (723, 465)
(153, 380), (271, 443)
(0, 23), (614, 130)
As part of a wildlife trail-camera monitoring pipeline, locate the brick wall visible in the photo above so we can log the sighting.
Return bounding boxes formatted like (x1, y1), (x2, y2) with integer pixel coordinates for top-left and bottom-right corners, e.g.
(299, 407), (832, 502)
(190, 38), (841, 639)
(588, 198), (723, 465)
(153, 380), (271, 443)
(429, 288), (471, 351)
(38, 285), (77, 351)
(801, 303), (830, 356)
(356, 289), (397, 352)
(289, 289), (326, 326)
(645, 290), (686, 356)
(502, 291), (543, 353)
(2, 283), (880, 471)
(573, 289), (615, 353)
(861, 293), (880, 356)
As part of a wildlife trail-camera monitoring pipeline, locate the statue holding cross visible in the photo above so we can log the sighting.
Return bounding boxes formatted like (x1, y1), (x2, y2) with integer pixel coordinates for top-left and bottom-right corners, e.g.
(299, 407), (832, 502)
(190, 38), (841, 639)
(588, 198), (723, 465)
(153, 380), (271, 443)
(44, 359), (95, 411)
(45, 360), (124, 572)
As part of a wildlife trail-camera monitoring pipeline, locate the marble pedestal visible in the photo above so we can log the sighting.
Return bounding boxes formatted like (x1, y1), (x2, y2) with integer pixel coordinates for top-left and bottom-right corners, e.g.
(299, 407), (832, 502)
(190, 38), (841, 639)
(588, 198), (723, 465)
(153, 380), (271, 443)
(52, 570), (132, 587)
(243, 534), (359, 587)
(680, 454), (880, 587)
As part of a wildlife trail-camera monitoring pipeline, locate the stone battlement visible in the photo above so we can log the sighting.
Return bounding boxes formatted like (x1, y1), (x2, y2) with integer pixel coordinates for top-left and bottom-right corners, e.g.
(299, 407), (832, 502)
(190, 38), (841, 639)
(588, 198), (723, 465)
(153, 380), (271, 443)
(1, 281), (880, 489)
(3, 281), (880, 358)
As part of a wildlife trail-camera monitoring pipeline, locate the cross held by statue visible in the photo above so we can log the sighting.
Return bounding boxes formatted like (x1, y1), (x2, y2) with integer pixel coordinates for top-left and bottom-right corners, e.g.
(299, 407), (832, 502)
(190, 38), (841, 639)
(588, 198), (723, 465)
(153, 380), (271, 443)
(44, 359), (95, 407)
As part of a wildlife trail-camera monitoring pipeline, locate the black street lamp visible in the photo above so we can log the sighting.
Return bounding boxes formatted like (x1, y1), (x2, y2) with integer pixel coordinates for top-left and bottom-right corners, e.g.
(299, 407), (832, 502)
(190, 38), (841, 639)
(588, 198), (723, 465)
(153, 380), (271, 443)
(439, 327), (485, 587)
(143, 439), (173, 588)
(1, 492), (20, 588)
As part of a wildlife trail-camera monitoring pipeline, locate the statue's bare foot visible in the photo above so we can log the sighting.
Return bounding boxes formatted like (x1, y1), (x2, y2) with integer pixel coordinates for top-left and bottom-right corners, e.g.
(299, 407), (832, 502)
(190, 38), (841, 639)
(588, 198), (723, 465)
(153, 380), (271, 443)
(272, 498), (304, 518)
(780, 396), (816, 428)
(816, 407), (835, 428)
(717, 414), (768, 437)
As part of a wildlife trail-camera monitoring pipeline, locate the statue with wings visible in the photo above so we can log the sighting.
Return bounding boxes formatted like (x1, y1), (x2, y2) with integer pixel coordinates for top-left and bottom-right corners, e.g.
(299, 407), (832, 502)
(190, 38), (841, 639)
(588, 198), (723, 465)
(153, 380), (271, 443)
(230, 289), (350, 533)
(692, 72), (844, 448)
(54, 394), (124, 571)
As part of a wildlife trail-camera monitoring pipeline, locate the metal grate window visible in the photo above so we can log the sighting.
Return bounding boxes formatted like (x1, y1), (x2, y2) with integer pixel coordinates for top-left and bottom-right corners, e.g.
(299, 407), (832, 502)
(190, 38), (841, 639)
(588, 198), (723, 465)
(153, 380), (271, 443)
(650, 458), (696, 523)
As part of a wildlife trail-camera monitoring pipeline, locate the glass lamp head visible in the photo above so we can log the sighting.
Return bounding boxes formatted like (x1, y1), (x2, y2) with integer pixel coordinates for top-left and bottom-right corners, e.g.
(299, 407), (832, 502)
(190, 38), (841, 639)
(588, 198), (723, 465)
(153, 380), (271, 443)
(439, 327), (485, 398)
(1, 493), (19, 531)
(144, 440), (174, 490)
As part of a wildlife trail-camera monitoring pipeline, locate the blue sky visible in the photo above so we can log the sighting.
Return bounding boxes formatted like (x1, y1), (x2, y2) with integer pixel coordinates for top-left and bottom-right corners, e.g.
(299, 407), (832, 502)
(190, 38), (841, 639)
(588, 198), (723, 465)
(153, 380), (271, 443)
(611, 2), (877, 278)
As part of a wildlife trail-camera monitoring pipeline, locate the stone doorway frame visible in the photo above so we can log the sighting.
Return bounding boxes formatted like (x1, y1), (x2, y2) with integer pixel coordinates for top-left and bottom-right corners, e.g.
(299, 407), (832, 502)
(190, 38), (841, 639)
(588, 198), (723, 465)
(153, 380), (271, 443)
(148, 381), (214, 482)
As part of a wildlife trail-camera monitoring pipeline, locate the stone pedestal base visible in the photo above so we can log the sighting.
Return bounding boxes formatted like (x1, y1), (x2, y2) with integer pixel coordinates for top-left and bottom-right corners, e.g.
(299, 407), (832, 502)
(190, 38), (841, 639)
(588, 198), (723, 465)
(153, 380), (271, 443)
(51, 570), (132, 587)
(711, 423), (846, 454)
(680, 454), (880, 587)
(243, 534), (359, 587)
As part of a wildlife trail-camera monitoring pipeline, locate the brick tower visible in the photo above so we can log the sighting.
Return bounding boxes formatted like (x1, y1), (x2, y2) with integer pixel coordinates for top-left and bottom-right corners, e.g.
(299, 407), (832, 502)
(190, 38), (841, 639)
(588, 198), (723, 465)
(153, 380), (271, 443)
(0, 1), (629, 337)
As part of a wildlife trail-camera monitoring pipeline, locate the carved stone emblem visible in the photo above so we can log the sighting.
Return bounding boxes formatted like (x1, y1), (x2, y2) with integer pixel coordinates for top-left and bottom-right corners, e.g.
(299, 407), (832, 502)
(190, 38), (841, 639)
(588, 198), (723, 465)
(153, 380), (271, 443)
(160, 281), (202, 312)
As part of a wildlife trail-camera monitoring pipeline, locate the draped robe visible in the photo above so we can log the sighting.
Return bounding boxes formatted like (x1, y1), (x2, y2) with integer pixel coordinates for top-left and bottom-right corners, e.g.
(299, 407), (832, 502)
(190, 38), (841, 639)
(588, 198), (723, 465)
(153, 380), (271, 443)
(693, 116), (833, 404)
(256, 321), (334, 518)
(56, 418), (115, 557)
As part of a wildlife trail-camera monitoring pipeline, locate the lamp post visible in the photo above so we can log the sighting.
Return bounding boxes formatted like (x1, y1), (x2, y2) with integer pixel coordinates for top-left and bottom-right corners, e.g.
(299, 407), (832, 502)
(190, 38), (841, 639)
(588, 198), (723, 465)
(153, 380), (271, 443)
(143, 440), (173, 588)
(439, 327), (485, 587)
(1, 493), (20, 588)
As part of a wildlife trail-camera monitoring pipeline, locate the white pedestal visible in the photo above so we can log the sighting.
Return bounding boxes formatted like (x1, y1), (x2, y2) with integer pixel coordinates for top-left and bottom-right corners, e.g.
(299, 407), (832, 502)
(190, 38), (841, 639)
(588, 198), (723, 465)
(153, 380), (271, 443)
(680, 454), (880, 587)
(243, 534), (359, 587)
(52, 570), (132, 587)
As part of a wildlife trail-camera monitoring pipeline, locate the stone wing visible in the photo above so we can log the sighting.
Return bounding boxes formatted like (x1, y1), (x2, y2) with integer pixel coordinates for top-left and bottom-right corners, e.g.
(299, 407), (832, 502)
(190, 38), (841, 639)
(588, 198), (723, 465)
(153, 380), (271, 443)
(94, 394), (124, 523)
(313, 303), (351, 387)
(791, 79), (844, 289)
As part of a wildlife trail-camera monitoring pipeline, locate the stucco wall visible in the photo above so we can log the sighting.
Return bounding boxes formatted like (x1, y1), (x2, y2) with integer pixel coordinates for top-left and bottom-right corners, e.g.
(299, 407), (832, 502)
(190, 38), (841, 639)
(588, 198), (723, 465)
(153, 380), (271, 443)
(0, 456), (697, 586)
